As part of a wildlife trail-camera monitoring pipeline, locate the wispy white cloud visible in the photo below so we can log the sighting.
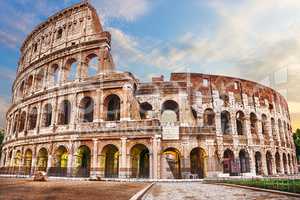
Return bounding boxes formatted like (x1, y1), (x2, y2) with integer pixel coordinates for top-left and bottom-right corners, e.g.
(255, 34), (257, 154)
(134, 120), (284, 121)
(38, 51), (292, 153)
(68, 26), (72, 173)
(92, 0), (150, 23)
(0, 97), (10, 129)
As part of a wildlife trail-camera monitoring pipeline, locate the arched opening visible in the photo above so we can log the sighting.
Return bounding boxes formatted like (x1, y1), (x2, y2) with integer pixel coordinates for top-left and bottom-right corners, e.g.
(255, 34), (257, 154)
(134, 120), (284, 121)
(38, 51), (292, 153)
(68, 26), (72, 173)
(57, 28), (63, 39)
(288, 154), (292, 174)
(220, 94), (229, 107)
(42, 104), (52, 127)
(162, 147), (181, 179)
(74, 145), (91, 177)
(19, 81), (25, 98)
(26, 75), (34, 94)
(255, 152), (262, 175)
(203, 108), (215, 127)
(130, 144), (150, 178)
(8, 151), (13, 166)
(58, 100), (71, 125)
(250, 113), (258, 134)
(51, 146), (68, 177)
(35, 69), (44, 90)
(86, 54), (98, 77)
(261, 114), (268, 136)
(24, 149), (32, 175)
(79, 96), (94, 122)
(221, 111), (231, 134)
(190, 147), (206, 178)
(275, 152), (281, 174)
(161, 100), (179, 122)
(283, 153), (288, 174)
(14, 150), (22, 167)
(19, 111), (26, 132)
(236, 111), (245, 135)
(13, 114), (19, 134)
(49, 64), (59, 86)
(140, 102), (153, 119)
(105, 94), (121, 121)
(37, 148), (48, 172)
(101, 144), (119, 178)
(239, 149), (250, 173)
(223, 149), (234, 174)
(28, 107), (38, 130)
(278, 119), (284, 144)
(266, 151), (273, 175)
(64, 58), (78, 81)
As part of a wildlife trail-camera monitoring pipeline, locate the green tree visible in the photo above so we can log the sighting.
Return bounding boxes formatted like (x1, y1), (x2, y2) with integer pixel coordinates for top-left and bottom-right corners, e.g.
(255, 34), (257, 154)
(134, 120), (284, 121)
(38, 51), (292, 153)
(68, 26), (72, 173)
(293, 129), (300, 161)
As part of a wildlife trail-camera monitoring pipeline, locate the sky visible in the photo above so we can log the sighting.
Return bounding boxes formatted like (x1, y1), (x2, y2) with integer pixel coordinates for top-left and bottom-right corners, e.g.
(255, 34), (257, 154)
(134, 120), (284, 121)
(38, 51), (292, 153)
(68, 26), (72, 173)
(0, 0), (300, 130)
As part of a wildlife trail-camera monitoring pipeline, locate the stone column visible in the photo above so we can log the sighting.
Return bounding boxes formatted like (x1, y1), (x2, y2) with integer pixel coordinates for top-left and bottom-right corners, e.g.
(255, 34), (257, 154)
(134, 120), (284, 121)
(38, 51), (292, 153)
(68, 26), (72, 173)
(31, 148), (37, 175)
(119, 137), (127, 178)
(249, 150), (256, 175)
(261, 151), (268, 176)
(46, 155), (52, 173)
(152, 135), (160, 179)
(35, 101), (43, 135)
(91, 139), (98, 177)
(271, 153), (277, 175)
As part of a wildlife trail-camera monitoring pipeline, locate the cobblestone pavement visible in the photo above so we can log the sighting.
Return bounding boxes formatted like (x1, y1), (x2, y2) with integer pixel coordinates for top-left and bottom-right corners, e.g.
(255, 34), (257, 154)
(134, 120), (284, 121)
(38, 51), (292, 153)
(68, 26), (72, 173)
(142, 182), (298, 200)
(0, 178), (147, 200)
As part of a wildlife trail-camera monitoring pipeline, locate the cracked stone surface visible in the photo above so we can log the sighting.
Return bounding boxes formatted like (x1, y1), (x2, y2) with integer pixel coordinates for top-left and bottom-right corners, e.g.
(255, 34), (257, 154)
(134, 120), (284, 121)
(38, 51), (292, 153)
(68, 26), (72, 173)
(142, 182), (298, 200)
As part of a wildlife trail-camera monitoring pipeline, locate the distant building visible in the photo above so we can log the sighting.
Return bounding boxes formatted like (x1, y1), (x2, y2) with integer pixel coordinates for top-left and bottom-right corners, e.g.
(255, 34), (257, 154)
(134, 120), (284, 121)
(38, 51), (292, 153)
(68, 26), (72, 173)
(0, 2), (297, 179)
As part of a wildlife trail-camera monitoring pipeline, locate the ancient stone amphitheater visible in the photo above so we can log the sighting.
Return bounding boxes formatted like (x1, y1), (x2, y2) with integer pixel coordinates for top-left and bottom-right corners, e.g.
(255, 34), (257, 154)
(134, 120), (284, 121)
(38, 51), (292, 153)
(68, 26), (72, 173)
(0, 2), (297, 179)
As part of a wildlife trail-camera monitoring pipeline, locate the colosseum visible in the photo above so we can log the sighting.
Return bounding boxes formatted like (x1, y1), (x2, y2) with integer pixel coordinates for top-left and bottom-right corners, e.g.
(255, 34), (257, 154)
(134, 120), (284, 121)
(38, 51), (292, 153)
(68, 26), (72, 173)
(0, 2), (297, 179)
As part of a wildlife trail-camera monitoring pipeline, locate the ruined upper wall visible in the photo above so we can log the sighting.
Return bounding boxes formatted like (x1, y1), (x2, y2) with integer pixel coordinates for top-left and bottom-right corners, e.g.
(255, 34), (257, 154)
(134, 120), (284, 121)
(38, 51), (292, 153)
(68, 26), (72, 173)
(18, 2), (107, 74)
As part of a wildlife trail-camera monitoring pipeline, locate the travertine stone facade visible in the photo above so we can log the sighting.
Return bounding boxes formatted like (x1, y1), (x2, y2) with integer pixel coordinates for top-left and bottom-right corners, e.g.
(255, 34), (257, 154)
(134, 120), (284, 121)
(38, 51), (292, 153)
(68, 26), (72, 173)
(0, 2), (297, 179)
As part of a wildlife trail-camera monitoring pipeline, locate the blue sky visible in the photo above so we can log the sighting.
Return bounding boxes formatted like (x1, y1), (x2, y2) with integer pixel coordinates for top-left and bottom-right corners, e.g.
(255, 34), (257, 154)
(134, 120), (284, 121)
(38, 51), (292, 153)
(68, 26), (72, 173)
(0, 0), (300, 129)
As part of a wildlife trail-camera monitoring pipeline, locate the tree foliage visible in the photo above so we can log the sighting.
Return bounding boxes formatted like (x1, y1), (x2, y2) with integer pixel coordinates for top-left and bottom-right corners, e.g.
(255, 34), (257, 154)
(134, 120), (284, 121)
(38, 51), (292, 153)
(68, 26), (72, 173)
(293, 129), (300, 161)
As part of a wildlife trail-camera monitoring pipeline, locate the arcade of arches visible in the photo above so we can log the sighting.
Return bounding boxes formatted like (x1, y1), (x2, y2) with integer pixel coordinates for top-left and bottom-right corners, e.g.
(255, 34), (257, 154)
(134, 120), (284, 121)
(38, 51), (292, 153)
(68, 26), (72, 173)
(0, 140), (297, 178)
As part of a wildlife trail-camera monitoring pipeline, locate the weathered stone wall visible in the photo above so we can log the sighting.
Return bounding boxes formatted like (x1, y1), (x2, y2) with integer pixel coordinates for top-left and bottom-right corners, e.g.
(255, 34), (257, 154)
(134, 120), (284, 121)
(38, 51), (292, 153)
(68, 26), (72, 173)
(0, 2), (297, 179)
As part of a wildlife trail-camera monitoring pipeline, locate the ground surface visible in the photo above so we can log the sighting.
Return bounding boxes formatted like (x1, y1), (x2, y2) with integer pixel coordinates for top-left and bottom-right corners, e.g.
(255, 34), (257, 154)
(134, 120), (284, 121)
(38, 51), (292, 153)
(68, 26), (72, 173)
(0, 178), (148, 200)
(142, 182), (299, 200)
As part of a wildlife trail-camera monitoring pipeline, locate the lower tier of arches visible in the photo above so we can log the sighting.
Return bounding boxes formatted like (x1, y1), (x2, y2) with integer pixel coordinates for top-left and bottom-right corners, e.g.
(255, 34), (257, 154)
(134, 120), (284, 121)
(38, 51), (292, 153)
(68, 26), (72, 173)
(0, 139), (297, 179)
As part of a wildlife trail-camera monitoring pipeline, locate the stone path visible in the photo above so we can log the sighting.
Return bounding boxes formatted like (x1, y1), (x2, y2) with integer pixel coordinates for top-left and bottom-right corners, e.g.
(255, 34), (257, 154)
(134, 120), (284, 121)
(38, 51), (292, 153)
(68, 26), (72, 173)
(142, 182), (298, 200)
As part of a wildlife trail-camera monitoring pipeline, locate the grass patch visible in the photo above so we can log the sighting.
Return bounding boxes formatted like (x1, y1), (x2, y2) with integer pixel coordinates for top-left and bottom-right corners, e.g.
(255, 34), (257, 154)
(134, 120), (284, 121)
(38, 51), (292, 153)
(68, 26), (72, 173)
(223, 179), (300, 194)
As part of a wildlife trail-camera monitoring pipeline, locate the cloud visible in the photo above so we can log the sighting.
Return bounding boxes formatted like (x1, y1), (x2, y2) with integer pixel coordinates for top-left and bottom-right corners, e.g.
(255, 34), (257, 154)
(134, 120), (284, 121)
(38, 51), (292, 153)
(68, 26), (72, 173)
(0, 97), (10, 129)
(92, 0), (150, 23)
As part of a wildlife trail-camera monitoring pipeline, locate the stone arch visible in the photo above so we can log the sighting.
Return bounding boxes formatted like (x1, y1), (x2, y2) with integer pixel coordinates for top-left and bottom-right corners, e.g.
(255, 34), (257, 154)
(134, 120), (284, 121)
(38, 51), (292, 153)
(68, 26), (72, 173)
(8, 150), (13, 166)
(24, 149), (32, 175)
(140, 102), (153, 119)
(26, 75), (34, 94)
(58, 100), (71, 125)
(221, 111), (231, 135)
(50, 145), (68, 177)
(49, 64), (59, 86)
(37, 148), (48, 172)
(275, 152), (281, 174)
(14, 150), (22, 167)
(28, 107), (38, 130)
(35, 68), (44, 90)
(104, 94), (121, 121)
(19, 111), (26, 132)
(261, 114), (268, 136)
(19, 81), (25, 98)
(250, 112), (258, 134)
(13, 114), (19, 133)
(223, 149), (234, 174)
(288, 154), (292, 174)
(239, 149), (250, 173)
(79, 96), (94, 123)
(85, 53), (99, 77)
(266, 151), (273, 175)
(236, 111), (245, 135)
(74, 145), (91, 177)
(190, 147), (207, 178)
(41, 103), (52, 127)
(63, 58), (78, 81)
(101, 144), (119, 178)
(161, 147), (181, 179)
(278, 119), (284, 143)
(203, 108), (215, 127)
(255, 151), (262, 175)
(130, 144), (150, 178)
(161, 100), (179, 122)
